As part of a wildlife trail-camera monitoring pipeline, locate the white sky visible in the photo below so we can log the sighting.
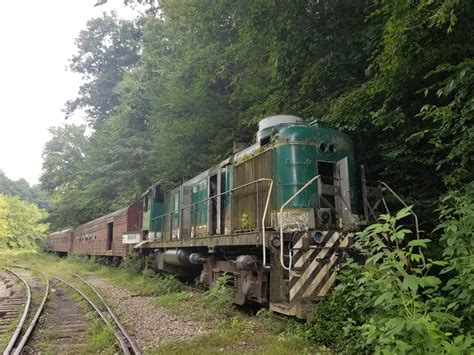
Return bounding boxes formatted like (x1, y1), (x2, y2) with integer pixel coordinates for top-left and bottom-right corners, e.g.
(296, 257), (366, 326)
(0, 0), (143, 185)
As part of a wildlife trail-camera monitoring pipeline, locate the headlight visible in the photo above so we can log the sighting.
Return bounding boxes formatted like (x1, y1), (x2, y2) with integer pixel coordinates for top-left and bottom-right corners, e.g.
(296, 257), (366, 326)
(312, 231), (323, 244)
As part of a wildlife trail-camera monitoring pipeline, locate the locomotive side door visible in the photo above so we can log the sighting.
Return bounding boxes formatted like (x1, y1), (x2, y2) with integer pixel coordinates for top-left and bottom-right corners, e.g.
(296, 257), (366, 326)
(207, 170), (222, 235)
(336, 157), (353, 230)
(179, 185), (192, 239)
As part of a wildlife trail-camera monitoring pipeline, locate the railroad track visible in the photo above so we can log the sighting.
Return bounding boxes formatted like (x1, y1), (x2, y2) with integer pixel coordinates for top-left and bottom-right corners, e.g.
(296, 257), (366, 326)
(0, 266), (49, 355)
(0, 269), (27, 353)
(55, 275), (141, 355)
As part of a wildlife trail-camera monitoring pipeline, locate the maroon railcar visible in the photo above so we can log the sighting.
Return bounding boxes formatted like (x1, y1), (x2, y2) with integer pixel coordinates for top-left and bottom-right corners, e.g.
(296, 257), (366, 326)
(73, 202), (142, 258)
(48, 228), (74, 255)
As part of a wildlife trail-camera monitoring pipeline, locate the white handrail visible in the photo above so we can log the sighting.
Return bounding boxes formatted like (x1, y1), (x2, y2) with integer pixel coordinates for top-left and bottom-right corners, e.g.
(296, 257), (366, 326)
(261, 179), (274, 268)
(279, 175), (321, 271)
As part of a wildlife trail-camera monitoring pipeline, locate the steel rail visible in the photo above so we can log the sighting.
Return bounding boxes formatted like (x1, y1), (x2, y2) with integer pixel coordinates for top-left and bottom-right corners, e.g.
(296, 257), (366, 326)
(73, 274), (141, 355)
(54, 277), (131, 355)
(2, 268), (31, 355)
(7, 266), (50, 355)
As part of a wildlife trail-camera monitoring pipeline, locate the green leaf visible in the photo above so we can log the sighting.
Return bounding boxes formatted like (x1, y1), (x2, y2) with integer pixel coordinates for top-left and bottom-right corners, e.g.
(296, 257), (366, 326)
(407, 239), (431, 248)
(395, 206), (413, 220)
(374, 292), (394, 306)
(419, 276), (441, 288)
(402, 275), (419, 292)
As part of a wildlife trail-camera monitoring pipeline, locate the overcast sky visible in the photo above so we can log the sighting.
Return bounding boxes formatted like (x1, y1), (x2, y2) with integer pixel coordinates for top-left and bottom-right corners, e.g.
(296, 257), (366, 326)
(0, 0), (142, 185)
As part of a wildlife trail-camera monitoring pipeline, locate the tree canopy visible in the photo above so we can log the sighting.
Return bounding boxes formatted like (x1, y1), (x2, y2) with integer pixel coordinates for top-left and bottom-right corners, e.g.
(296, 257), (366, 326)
(0, 171), (49, 209)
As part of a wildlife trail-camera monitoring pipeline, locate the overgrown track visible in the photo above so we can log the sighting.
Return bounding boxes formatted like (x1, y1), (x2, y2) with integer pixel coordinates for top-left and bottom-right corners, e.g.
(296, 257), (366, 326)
(0, 269), (29, 354)
(54, 276), (141, 355)
(1, 267), (49, 355)
(73, 274), (141, 354)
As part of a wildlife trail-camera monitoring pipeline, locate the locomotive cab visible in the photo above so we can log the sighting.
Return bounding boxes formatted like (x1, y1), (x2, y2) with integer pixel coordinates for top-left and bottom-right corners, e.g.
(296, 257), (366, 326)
(141, 183), (165, 242)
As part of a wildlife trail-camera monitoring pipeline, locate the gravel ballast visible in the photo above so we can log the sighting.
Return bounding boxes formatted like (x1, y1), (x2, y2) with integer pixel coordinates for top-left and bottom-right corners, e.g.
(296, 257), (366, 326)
(85, 276), (206, 350)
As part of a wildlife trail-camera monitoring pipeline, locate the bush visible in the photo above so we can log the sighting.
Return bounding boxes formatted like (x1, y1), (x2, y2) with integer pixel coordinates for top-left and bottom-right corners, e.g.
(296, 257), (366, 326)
(304, 206), (473, 354)
(205, 273), (234, 315)
(147, 273), (183, 295)
(437, 185), (474, 326)
(119, 252), (149, 274)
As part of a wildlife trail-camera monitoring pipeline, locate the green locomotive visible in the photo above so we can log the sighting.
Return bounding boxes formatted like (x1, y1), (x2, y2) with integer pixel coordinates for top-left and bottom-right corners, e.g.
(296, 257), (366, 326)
(132, 115), (361, 318)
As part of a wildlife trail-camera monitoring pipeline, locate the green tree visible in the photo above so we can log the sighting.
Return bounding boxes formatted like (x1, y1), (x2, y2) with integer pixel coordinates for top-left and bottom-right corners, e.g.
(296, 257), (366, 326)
(328, 0), (474, 202)
(0, 170), (49, 208)
(0, 195), (48, 250)
(65, 12), (143, 128)
(40, 124), (88, 193)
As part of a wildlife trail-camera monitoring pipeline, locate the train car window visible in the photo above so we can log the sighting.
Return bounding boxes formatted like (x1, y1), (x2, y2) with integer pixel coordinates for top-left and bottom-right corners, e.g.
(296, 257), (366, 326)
(221, 169), (226, 193)
(154, 185), (165, 203)
(260, 135), (271, 147)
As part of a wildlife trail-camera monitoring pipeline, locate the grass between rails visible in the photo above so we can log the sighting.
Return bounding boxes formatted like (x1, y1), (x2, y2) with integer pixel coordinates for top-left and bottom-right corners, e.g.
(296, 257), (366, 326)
(0, 312), (20, 351)
(1, 251), (318, 354)
(65, 280), (117, 354)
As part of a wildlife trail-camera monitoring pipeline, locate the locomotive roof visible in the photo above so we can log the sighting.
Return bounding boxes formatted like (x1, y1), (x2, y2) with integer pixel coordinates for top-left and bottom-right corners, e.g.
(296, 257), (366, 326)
(141, 180), (162, 198)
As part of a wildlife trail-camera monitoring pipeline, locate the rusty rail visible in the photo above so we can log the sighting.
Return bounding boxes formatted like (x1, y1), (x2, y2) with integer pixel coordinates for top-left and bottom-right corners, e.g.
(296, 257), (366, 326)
(2, 268), (31, 355)
(73, 274), (141, 355)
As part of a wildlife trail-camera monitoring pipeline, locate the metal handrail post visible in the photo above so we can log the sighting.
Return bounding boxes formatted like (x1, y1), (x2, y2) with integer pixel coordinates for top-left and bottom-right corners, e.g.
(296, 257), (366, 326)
(256, 181), (260, 230)
(379, 181), (425, 268)
(261, 179), (273, 268)
(379, 181), (419, 240)
(279, 175), (321, 271)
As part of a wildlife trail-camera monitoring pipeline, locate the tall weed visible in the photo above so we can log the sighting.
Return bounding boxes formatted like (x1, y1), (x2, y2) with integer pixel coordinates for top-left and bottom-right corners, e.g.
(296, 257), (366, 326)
(306, 206), (473, 353)
(436, 185), (474, 325)
(205, 273), (234, 315)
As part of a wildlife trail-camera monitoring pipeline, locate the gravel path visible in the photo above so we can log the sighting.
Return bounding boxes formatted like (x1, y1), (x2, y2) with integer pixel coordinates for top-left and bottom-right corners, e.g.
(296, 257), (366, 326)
(85, 276), (206, 350)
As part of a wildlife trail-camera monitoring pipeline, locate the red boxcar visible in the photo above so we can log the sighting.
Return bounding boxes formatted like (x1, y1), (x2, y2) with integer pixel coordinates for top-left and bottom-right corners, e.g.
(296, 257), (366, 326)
(73, 202), (142, 258)
(48, 228), (74, 254)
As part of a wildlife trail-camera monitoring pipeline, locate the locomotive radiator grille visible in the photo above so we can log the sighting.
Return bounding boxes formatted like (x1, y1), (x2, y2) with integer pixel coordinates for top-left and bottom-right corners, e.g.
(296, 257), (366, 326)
(289, 231), (353, 302)
(233, 150), (273, 231)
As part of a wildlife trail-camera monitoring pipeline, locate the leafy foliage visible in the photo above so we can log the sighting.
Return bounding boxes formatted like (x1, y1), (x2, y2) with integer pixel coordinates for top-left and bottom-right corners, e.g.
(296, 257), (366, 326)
(40, 124), (88, 193)
(0, 194), (48, 250)
(205, 273), (234, 315)
(305, 207), (473, 353)
(437, 185), (474, 325)
(328, 0), (474, 202)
